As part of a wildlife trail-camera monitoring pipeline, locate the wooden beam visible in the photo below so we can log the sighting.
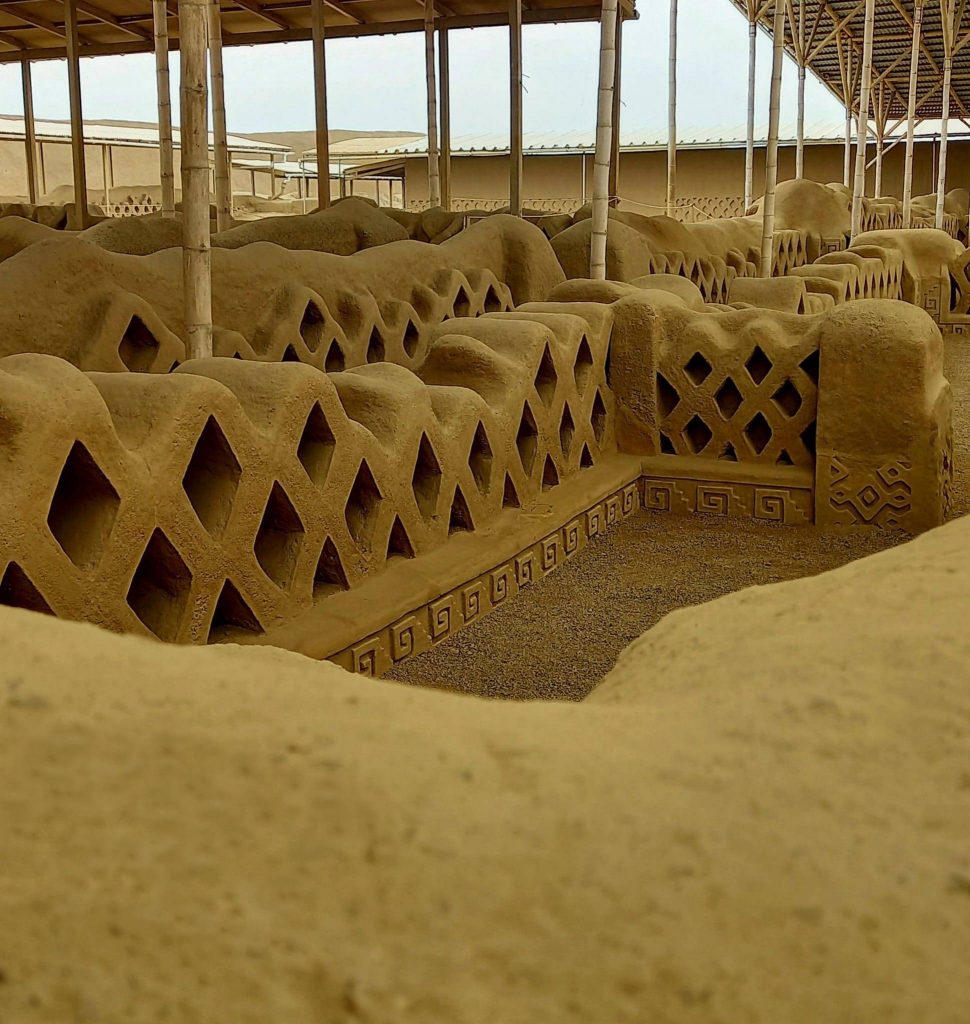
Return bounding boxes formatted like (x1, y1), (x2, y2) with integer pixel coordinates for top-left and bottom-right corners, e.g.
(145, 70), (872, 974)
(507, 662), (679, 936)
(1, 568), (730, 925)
(760, 0), (785, 278)
(608, 6), (621, 205)
(64, 0), (89, 230)
(153, 0), (176, 217)
(590, 0), (617, 280)
(423, 0), (440, 208)
(439, 24), (451, 211)
(666, 0), (676, 216)
(744, 5), (756, 209)
(311, 0), (330, 208)
(209, 0), (232, 232)
(75, 1), (153, 41)
(20, 57), (38, 204)
(233, 0), (293, 29)
(937, 0), (957, 228)
(509, 0), (523, 216)
(180, 0), (213, 359)
(850, 0), (875, 238)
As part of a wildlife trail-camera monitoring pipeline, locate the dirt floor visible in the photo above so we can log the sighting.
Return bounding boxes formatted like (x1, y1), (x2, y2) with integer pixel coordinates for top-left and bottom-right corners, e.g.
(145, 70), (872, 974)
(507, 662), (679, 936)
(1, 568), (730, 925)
(387, 336), (970, 700)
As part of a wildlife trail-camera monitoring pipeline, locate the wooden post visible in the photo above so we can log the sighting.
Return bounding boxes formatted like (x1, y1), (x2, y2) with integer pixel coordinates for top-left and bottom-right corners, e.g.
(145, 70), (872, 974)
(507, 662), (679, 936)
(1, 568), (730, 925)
(850, 0), (876, 239)
(509, 0), (523, 216)
(836, 36), (854, 188)
(744, 8), (757, 210)
(180, 0), (213, 359)
(101, 145), (111, 209)
(609, 11), (622, 206)
(935, 0), (955, 230)
(439, 26), (451, 210)
(38, 143), (46, 197)
(424, 0), (441, 209)
(874, 83), (885, 196)
(310, 0), (331, 209)
(590, 0), (618, 280)
(666, 0), (677, 217)
(794, 0), (806, 178)
(20, 59), (38, 205)
(153, 0), (176, 217)
(759, 0), (785, 277)
(64, 0), (89, 230)
(902, 0), (924, 227)
(208, 0), (231, 232)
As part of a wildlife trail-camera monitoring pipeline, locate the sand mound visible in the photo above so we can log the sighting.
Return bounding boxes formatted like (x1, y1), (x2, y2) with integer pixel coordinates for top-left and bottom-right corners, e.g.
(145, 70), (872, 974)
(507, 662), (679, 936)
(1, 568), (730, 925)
(2, 511), (969, 1022)
(81, 213), (185, 255)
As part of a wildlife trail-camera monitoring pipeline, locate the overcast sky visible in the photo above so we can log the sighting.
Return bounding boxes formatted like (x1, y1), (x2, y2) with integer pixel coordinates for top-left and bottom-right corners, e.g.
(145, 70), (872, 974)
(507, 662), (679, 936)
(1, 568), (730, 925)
(0, 0), (846, 137)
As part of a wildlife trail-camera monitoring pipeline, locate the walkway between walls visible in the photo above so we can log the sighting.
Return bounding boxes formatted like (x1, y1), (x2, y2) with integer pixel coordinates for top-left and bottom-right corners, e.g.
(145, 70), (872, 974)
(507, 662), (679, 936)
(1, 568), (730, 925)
(387, 338), (970, 701)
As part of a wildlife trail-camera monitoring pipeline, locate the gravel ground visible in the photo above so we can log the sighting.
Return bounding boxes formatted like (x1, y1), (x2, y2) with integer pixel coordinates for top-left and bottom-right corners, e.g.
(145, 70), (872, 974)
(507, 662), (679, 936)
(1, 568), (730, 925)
(387, 337), (970, 700)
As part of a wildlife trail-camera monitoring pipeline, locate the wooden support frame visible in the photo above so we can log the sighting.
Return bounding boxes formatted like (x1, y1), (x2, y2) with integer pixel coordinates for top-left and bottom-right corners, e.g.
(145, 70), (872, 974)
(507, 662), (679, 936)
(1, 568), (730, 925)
(608, 9), (622, 206)
(439, 24), (451, 211)
(760, 0), (785, 278)
(935, 0), (964, 229)
(65, 0), (89, 230)
(744, 1), (758, 210)
(850, 0), (875, 239)
(311, 0), (331, 209)
(153, 0), (175, 216)
(786, 0), (807, 178)
(100, 143), (112, 208)
(509, 0), (523, 216)
(180, 0), (213, 359)
(424, 0), (440, 209)
(208, 0), (231, 232)
(20, 57), (38, 205)
(590, 0), (617, 280)
(666, 0), (677, 217)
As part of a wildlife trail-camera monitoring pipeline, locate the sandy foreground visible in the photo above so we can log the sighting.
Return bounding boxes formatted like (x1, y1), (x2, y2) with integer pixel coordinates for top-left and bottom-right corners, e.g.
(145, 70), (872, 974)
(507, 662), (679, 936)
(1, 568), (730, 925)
(2, 498), (970, 1022)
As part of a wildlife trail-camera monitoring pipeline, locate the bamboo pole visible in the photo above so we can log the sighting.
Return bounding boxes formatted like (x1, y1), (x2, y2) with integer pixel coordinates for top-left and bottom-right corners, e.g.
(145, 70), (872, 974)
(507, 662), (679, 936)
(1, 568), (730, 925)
(20, 58), (38, 205)
(208, 0), (231, 232)
(101, 145), (111, 209)
(180, 0), (213, 360)
(795, 0), (806, 178)
(38, 143), (46, 197)
(311, 0), (331, 209)
(424, 0), (441, 209)
(745, 10), (756, 209)
(902, 0), (924, 227)
(874, 83), (885, 196)
(850, 0), (876, 239)
(439, 26), (451, 210)
(666, 0), (677, 217)
(509, 0), (523, 216)
(590, 0), (618, 280)
(759, 0), (785, 278)
(64, 0), (89, 230)
(838, 38), (854, 187)
(608, 11), (622, 205)
(935, 1), (955, 229)
(153, 0), (176, 217)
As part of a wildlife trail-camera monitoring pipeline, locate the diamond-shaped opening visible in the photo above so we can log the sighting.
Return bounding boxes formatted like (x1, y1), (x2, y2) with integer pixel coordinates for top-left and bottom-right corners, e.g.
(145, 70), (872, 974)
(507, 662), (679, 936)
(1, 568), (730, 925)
(657, 373), (680, 417)
(580, 442), (594, 468)
(542, 454), (559, 491)
(297, 403), (336, 488)
(345, 460), (383, 550)
(516, 403), (539, 475)
(559, 404), (575, 457)
(574, 335), (594, 393)
(118, 314), (159, 372)
(324, 340), (346, 372)
(0, 562), (52, 615)
(660, 432), (676, 454)
(483, 284), (504, 313)
(468, 422), (493, 495)
(182, 417), (241, 539)
(715, 377), (744, 419)
(776, 449), (794, 466)
(314, 536), (349, 598)
(503, 473), (521, 508)
(299, 300), (327, 353)
(801, 420), (817, 456)
(282, 344), (301, 362)
(591, 389), (607, 444)
(452, 285), (471, 318)
(411, 433), (442, 520)
(684, 351), (712, 386)
(402, 319), (420, 358)
(799, 348), (820, 385)
(449, 484), (474, 534)
(254, 483), (305, 591)
(366, 328), (385, 364)
(744, 412), (773, 455)
(772, 379), (803, 417)
(386, 515), (415, 560)
(533, 344), (558, 408)
(719, 442), (739, 462)
(47, 441), (120, 569)
(207, 579), (263, 643)
(683, 415), (713, 454)
(745, 345), (773, 385)
(126, 528), (192, 642)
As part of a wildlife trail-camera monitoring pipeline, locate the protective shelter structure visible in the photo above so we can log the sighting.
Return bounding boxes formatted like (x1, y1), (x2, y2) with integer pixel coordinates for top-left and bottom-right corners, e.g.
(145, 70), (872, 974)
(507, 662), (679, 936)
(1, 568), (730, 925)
(0, 0), (637, 350)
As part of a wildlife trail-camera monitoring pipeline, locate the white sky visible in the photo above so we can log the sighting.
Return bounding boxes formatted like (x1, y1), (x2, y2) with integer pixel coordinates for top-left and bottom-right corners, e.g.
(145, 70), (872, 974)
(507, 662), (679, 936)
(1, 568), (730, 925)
(0, 0), (847, 136)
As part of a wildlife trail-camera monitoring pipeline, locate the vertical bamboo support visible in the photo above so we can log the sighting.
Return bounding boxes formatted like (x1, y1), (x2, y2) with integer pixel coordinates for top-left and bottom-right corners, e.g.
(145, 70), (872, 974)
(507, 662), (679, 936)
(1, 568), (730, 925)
(838, 39), (854, 188)
(101, 145), (111, 209)
(38, 143), (46, 196)
(744, 10), (757, 210)
(509, 0), (523, 216)
(935, 1), (954, 229)
(795, 0), (806, 178)
(153, 0), (176, 217)
(902, 0), (924, 227)
(208, 0), (231, 232)
(590, 0), (618, 280)
(759, 0), (785, 278)
(65, 0), (89, 230)
(844, 109), (853, 186)
(180, 0), (213, 359)
(666, 0), (677, 217)
(850, 0), (876, 239)
(424, 0), (441, 209)
(310, 0), (331, 209)
(20, 58), (38, 205)
(439, 26), (452, 211)
(874, 84), (885, 197)
(608, 11), (622, 205)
